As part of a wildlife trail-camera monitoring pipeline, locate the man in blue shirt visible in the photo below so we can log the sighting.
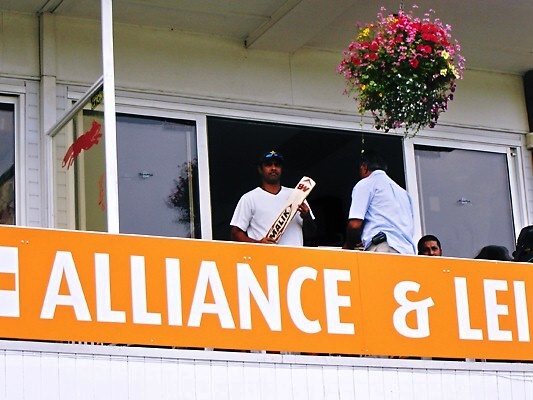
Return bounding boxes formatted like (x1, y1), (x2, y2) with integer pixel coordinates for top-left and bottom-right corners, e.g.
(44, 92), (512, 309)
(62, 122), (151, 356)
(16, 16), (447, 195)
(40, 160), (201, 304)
(343, 149), (416, 254)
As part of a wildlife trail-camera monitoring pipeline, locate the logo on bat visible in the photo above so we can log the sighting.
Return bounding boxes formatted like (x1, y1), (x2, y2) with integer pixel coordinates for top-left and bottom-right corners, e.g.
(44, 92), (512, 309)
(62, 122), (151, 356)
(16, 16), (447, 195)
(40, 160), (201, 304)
(268, 206), (293, 240)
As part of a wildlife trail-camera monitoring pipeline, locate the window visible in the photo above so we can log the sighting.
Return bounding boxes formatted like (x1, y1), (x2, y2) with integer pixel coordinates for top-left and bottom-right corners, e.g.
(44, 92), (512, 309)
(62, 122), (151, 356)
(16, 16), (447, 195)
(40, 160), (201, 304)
(207, 117), (405, 246)
(116, 114), (200, 238)
(415, 145), (515, 258)
(0, 102), (15, 225)
(53, 108), (200, 238)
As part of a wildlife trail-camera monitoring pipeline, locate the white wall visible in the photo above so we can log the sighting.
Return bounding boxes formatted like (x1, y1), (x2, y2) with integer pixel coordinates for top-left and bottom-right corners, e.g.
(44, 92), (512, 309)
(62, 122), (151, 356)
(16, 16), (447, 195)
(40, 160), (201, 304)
(1, 340), (533, 400)
(0, 12), (39, 78)
(444, 70), (527, 131)
(42, 14), (528, 133)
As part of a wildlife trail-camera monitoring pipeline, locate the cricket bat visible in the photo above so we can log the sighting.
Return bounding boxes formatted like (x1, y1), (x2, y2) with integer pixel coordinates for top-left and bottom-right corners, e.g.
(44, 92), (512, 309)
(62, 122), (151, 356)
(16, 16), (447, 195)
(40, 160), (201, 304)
(266, 176), (316, 243)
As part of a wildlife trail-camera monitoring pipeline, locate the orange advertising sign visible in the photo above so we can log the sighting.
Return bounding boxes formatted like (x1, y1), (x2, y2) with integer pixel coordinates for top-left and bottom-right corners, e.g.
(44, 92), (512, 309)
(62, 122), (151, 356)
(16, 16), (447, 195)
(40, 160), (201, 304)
(0, 226), (530, 360)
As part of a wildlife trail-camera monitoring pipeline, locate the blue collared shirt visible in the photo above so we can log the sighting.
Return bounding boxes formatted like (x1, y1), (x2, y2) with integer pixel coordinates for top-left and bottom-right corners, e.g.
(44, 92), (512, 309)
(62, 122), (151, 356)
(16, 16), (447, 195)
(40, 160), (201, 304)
(348, 170), (416, 254)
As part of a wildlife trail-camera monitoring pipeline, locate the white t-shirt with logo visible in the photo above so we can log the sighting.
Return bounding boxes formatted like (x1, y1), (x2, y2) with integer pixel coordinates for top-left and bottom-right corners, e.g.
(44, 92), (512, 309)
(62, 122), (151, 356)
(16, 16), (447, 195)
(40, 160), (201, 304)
(230, 186), (307, 246)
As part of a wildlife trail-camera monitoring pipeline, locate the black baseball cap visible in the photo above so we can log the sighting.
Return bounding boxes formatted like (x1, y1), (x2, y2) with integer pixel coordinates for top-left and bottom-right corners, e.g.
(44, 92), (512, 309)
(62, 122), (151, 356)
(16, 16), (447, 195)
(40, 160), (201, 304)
(258, 150), (284, 165)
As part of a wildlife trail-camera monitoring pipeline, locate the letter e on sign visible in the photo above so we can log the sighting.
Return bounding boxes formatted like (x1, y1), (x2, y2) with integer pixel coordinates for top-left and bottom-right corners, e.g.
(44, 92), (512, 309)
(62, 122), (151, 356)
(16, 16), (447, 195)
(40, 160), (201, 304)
(0, 246), (19, 317)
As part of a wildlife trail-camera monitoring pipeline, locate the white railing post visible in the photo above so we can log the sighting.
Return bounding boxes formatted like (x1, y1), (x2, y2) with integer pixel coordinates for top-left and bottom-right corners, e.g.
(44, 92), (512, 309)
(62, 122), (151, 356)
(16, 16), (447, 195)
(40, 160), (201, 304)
(101, 0), (120, 233)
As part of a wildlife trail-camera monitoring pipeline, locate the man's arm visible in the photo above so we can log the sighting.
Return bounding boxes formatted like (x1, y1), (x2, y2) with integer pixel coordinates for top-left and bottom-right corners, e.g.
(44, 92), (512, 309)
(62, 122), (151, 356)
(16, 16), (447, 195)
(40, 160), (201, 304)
(298, 202), (317, 240)
(342, 218), (363, 250)
(230, 226), (275, 244)
(302, 213), (317, 241)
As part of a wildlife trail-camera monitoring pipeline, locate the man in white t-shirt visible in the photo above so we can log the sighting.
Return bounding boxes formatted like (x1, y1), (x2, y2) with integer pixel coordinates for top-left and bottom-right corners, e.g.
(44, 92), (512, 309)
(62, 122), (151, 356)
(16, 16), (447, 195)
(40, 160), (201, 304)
(230, 150), (315, 246)
(343, 149), (416, 254)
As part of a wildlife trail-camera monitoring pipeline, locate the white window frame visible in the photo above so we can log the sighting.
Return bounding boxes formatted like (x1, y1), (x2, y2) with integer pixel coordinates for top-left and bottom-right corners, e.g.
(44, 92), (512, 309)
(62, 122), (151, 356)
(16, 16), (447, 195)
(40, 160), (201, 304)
(404, 129), (528, 241)
(0, 93), (24, 226)
(66, 88), (211, 238)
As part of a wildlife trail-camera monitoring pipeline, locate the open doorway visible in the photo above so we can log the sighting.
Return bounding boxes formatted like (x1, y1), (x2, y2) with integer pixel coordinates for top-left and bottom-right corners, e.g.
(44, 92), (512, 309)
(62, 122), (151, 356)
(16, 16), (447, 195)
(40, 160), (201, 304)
(207, 117), (405, 247)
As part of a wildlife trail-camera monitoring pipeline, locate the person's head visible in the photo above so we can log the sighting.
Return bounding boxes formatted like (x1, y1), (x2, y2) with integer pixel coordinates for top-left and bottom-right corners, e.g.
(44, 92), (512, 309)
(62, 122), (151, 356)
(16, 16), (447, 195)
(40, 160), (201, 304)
(475, 245), (512, 261)
(257, 150), (284, 185)
(359, 149), (387, 178)
(417, 234), (442, 256)
(513, 225), (533, 262)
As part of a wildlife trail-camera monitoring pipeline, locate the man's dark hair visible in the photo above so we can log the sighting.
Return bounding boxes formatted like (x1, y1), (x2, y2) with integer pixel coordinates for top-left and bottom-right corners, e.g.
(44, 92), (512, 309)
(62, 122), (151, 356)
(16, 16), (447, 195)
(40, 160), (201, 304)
(417, 234), (441, 253)
(513, 225), (533, 262)
(475, 245), (512, 261)
(360, 149), (387, 171)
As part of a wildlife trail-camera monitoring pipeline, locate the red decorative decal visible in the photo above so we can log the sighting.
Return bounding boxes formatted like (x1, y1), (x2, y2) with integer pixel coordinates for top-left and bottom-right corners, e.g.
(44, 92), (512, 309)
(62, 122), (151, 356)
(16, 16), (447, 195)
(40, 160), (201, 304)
(98, 173), (106, 211)
(62, 120), (102, 169)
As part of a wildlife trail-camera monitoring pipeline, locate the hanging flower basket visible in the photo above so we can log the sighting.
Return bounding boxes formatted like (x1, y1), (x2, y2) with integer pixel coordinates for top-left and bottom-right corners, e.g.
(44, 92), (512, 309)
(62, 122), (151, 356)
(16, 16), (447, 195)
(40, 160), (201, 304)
(338, 6), (465, 135)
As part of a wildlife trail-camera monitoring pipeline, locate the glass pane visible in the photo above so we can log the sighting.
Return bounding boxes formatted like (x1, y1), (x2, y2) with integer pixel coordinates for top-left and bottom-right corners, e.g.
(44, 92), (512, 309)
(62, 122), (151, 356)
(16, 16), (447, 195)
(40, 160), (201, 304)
(117, 115), (199, 238)
(52, 123), (73, 230)
(0, 103), (15, 225)
(415, 146), (515, 258)
(78, 110), (107, 232)
(207, 117), (405, 246)
(52, 91), (106, 231)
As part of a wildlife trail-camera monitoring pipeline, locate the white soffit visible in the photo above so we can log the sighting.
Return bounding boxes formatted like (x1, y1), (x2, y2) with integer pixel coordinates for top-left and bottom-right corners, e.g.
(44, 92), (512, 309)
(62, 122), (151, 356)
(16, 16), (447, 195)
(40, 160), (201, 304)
(245, 0), (354, 53)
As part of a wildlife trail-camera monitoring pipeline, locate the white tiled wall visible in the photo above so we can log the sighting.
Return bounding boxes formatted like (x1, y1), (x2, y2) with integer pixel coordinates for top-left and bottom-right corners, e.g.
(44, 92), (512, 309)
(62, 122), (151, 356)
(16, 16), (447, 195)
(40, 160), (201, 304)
(1, 341), (532, 400)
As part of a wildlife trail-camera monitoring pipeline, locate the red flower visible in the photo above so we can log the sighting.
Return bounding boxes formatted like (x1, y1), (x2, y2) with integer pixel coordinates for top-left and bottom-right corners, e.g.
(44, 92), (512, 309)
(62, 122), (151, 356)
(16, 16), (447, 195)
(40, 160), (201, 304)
(422, 33), (438, 42)
(410, 58), (419, 68)
(350, 56), (362, 66)
(416, 44), (432, 54)
(420, 23), (441, 43)
(421, 23), (438, 34)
